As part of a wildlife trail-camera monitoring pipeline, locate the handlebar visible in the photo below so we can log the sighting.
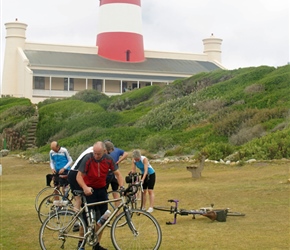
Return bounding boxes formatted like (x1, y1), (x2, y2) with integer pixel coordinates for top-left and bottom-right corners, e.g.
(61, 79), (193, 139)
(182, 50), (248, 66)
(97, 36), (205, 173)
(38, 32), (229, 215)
(168, 199), (179, 203)
(122, 182), (142, 196)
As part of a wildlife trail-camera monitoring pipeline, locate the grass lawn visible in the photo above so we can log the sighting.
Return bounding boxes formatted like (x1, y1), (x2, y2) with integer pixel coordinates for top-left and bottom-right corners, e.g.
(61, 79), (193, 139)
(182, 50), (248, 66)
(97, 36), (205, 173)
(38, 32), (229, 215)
(0, 155), (289, 249)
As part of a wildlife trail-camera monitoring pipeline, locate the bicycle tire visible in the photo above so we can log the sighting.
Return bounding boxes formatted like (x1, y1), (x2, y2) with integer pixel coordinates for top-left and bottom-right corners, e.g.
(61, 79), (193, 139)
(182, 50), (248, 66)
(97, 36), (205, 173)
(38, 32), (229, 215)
(153, 206), (173, 213)
(111, 209), (162, 250)
(227, 211), (246, 216)
(38, 194), (74, 224)
(35, 186), (62, 212)
(39, 210), (86, 250)
(132, 190), (143, 210)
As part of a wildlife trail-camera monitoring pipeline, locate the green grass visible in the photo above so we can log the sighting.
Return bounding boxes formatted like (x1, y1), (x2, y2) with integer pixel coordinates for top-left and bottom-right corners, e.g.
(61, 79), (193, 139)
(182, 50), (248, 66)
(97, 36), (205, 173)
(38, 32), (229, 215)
(0, 155), (289, 249)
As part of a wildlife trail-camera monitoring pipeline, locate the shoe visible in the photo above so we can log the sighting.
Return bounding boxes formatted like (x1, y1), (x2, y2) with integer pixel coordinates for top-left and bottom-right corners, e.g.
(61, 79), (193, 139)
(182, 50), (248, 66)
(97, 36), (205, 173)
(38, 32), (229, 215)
(93, 243), (107, 250)
(77, 241), (85, 250)
(147, 207), (154, 213)
(98, 245), (108, 250)
(141, 207), (146, 211)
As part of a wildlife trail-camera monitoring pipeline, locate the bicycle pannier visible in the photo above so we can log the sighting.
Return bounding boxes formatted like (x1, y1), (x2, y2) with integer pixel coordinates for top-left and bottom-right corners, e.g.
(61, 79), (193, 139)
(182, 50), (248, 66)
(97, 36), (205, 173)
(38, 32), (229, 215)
(215, 209), (227, 222)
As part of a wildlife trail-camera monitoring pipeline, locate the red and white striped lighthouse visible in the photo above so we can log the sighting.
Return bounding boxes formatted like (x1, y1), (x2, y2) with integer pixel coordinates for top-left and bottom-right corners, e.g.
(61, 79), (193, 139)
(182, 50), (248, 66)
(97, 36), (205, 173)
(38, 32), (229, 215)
(96, 0), (145, 62)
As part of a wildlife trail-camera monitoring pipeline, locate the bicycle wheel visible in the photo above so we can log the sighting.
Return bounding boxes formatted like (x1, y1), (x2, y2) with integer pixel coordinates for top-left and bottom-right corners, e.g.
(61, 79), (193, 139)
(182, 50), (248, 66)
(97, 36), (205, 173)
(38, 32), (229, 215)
(38, 194), (74, 224)
(35, 186), (61, 212)
(227, 211), (246, 216)
(39, 210), (87, 250)
(111, 209), (162, 250)
(153, 206), (173, 213)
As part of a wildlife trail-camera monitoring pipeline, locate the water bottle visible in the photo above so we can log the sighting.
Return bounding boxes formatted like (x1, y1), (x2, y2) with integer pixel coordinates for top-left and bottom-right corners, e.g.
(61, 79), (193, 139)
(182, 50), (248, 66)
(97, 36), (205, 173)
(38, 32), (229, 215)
(53, 200), (68, 206)
(97, 210), (111, 226)
(64, 185), (69, 196)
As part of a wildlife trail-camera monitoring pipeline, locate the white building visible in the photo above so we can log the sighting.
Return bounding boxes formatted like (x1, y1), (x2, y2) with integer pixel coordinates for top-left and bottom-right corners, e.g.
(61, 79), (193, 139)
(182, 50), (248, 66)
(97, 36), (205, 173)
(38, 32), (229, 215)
(1, 1), (224, 103)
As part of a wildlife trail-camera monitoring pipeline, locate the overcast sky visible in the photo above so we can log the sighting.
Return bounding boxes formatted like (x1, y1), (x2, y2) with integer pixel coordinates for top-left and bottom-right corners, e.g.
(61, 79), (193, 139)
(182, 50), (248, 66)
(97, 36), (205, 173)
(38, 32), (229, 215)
(0, 0), (289, 84)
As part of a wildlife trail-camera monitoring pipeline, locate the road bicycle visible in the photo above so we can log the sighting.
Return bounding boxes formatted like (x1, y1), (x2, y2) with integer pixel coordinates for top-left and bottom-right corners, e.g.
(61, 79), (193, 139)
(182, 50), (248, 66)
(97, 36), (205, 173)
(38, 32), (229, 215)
(39, 183), (162, 250)
(35, 173), (68, 212)
(38, 189), (120, 227)
(105, 172), (144, 228)
(125, 172), (144, 210)
(37, 174), (141, 227)
(37, 187), (75, 224)
(154, 199), (245, 225)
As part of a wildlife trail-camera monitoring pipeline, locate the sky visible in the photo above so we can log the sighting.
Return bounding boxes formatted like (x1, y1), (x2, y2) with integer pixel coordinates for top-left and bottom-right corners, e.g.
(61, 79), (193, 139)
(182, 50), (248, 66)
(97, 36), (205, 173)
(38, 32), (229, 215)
(0, 0), (289, 86)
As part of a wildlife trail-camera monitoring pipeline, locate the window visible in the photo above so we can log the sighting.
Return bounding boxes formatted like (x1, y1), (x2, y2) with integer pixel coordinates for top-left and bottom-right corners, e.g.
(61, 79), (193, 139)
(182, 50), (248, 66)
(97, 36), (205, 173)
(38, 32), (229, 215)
(34, 76), (45, 89)
(64, 78), (74, 91)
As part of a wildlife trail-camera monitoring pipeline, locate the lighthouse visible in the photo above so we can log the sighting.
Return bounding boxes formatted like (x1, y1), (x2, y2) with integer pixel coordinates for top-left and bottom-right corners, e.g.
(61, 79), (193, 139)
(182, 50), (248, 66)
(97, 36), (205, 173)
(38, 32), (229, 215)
(96, 0), (145, 62)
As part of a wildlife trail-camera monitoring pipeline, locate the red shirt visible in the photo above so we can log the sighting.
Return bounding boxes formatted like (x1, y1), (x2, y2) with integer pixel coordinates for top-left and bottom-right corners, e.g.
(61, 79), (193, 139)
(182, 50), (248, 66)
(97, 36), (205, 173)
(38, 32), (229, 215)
(78, 153), (117, 189)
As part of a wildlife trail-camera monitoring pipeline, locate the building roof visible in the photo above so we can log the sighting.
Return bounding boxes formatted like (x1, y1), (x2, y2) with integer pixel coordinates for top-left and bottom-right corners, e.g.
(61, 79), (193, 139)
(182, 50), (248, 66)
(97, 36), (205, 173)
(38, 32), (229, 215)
(24, 50), (221, 81)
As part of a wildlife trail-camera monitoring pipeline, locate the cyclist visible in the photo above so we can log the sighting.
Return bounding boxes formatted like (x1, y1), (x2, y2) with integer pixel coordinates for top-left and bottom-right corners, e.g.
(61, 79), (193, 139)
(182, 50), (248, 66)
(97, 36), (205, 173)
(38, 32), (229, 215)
(131, 149), (156, 213)
(67, 146), (93, 212)
(104, 141), (128, 192)
(76, 141), (124, 250)
(49, 141), (72, 194)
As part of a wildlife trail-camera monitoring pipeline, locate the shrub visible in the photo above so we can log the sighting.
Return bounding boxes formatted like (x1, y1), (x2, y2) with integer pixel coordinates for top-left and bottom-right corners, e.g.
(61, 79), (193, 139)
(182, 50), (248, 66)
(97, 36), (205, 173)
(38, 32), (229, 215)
(229, 124), (265, 146)
(0, 105), (35, 131)
(244, 83), (265, 95)
(200, 142), (235, 160)
(212, 109), (258, 136)
(238, 127), (290, 160)
(71, 89), (109, 103)
(143, 134), (175, 152)
(108, 85), (160, 111)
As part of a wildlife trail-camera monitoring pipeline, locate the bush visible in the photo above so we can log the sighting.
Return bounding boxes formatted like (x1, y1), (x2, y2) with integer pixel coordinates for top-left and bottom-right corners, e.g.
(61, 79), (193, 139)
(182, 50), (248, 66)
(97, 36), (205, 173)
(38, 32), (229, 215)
(143, 134), (175, 152)
(200, 142), (235, 160)
(229, 124), (265, 146)
(238, 127), (290, 160)
(244, 83), (265, 95)
(70, 89), (110, 105)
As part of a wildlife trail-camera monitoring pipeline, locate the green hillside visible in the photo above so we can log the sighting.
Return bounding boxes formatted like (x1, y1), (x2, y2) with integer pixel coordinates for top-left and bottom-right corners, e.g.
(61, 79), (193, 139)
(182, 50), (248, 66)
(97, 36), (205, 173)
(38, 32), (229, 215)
(1, 65), (289, 161)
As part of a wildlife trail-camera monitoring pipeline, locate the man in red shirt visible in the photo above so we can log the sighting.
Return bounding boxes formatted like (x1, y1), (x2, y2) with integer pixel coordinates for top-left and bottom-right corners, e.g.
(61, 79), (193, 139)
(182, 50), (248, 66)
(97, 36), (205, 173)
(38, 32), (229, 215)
(76, 141), (124, 250)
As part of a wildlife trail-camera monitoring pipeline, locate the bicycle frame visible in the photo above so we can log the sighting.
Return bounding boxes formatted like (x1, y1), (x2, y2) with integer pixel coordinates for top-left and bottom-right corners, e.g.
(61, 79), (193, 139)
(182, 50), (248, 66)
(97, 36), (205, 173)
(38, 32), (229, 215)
(56, 186), (139, 247)
(158, 199), (214, 225)
(154, 199), (245, 225)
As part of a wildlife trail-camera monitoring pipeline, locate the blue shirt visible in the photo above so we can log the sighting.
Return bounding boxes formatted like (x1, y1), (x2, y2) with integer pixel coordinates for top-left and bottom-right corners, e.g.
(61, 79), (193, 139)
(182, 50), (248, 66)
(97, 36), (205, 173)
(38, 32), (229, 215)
(134, 156), (155, 175)
(109, 147), (125, 165)
(49, 147), (72, 172)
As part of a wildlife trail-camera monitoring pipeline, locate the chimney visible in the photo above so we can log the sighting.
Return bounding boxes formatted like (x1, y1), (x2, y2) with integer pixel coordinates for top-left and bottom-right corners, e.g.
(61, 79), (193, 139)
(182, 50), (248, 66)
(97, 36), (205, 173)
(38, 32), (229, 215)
(2, 20), (27, 97)
(202, 33), (223, 63)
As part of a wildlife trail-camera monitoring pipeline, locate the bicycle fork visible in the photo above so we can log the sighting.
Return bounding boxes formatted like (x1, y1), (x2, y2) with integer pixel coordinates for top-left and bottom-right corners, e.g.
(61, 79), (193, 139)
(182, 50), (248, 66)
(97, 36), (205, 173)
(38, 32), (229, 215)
(123, 206), (139, 237)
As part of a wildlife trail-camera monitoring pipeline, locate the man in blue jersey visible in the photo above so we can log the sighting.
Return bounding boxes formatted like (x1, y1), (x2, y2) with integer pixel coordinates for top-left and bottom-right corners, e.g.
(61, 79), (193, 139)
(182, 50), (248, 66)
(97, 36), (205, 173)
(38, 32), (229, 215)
(49, 141), (73, 192)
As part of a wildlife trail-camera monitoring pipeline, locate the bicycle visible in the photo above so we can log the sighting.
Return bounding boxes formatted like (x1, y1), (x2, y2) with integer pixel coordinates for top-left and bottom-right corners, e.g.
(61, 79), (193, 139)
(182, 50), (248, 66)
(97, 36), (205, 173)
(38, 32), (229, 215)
(35, 174), (66, 212)
(154, 199), (245, 225)
(39, 183), (162, 250)
(125, 172), (144, 210)
(37, 186), (75, 224)
(105, 172), (144, 228)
